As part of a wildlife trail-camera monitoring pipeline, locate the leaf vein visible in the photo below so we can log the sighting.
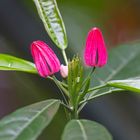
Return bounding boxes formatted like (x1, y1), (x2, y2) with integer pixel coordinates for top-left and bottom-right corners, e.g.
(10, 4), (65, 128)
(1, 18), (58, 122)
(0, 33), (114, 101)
(77, 120), (87, 140)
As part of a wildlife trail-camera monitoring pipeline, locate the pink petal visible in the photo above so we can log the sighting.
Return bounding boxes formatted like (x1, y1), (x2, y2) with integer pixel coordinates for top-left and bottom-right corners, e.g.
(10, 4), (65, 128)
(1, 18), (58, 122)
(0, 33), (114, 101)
(30, 40), (60, 77)
(94, 28), (108, 67)
(60, 64), (68, 78)
(84, 27), (108, 67)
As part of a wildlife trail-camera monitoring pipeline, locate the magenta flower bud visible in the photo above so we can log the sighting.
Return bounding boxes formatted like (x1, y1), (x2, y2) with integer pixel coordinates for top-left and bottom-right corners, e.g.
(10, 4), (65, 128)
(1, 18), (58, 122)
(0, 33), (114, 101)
(84, 27), (108, 67)
(31, 40), (60, 78)
(60, 64), (68, 78)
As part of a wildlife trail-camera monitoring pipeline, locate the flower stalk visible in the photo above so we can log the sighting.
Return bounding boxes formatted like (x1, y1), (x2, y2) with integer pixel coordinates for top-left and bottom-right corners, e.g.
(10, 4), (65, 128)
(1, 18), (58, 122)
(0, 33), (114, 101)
(62, 50), (68, 65)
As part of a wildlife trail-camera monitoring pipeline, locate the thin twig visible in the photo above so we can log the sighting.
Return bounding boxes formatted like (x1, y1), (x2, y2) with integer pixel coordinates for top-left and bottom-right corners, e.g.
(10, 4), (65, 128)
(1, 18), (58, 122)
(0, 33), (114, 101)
(80, 88), (123, 105)
(87, 84), (106, 93)
(62, 49), (68, 65)
(53, 76), (69, 105)
(61, 101), (72, 112)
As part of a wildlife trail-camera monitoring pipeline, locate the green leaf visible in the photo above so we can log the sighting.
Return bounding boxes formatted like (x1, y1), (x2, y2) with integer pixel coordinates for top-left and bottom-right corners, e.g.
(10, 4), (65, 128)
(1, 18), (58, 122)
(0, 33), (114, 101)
(0, 99), (60, 140)
(88, 41), (140, 99)
(33, 0), (68, 49)
(80, 88), (124, 105)
(62, 119), (112, 140)
(0, 54), (37, 74)
(107, 77), (140, 93)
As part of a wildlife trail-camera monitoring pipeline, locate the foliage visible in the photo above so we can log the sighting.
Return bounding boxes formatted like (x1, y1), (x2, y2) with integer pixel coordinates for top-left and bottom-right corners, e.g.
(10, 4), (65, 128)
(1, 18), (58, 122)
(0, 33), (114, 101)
(0, 100), (60, 140)
(0, 0), (140, 140)
(33, 0), (67, 50)
(62, 120), (112, 140)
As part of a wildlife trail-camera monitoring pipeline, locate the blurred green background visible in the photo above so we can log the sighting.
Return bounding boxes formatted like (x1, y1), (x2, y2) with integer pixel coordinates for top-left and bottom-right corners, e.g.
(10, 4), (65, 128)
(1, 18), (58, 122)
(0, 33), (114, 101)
(0, 0), (140, 140)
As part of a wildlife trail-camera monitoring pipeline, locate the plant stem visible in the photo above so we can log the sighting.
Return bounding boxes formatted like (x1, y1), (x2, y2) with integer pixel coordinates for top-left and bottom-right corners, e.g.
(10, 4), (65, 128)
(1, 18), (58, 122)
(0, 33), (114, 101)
(71, 106), (78, 119)
(52, 76), (69, 106)
(81, 67), (96, 88)
(74, 106), (78, 119)
(88, 67), (96, 78)
(79, 88), (123, 105)
(87, 84), (106, 93)
(59, 81), (68, 88)
(61, 101), (72, 112)
(52, 76), (69, 96)
(47, 76), (68, 89)
(62, 49), (68, 65)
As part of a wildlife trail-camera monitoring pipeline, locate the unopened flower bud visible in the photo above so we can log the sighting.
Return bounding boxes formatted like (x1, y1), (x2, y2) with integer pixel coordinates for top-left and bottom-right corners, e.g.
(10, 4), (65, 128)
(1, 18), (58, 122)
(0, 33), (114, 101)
(60, 64), (68, 78)
(84, 27), (108, 67)
(31, 40), (60, 78)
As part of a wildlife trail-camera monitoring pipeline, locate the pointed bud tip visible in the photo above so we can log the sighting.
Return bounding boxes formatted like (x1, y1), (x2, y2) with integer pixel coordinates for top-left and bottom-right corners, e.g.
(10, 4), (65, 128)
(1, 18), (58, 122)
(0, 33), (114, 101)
(91, 27), (100, 31)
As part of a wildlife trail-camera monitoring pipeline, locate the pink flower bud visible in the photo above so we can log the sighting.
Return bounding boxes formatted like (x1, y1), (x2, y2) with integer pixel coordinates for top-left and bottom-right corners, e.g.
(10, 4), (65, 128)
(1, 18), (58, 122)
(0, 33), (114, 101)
(60, 64), (68, 78)
(84, 27), (108, 67)
(31, 40), (60, 78)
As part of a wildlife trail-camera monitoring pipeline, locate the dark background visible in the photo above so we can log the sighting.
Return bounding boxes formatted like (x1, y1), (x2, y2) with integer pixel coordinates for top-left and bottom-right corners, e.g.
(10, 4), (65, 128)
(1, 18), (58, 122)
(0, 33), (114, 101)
(0, 0), (140, 140)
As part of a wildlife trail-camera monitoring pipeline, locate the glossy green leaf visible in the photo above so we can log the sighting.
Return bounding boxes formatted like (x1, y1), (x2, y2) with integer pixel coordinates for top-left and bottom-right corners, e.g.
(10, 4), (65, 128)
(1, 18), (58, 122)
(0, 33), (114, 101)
(62, 119), (112, 140)
(33, 0), (68, 49)
(0, 54), (37, 74)
(0, 99), (60, 140)
(107, 77), (140, 93)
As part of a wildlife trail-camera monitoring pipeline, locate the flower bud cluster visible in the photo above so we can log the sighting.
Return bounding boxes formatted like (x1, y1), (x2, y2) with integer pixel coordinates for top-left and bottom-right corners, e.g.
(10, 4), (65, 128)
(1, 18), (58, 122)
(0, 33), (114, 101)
(31, 27), (107, 78)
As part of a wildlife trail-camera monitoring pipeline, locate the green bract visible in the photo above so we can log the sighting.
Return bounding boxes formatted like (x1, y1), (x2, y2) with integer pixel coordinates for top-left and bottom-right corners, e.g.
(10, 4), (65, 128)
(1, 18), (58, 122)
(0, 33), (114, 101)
(68, 57), (84, 107)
